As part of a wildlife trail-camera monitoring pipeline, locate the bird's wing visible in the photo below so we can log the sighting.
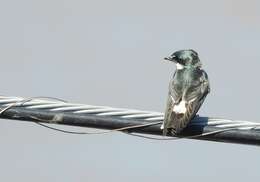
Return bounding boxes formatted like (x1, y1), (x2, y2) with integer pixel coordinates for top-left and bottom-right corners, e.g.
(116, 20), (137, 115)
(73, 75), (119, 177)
(162, 72), (182, 135)
(163, 70), (210, 136)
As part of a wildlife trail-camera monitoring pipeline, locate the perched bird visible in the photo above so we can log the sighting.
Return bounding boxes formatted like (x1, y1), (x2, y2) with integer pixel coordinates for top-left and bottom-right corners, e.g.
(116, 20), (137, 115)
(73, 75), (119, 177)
(161, 49), (210, 136)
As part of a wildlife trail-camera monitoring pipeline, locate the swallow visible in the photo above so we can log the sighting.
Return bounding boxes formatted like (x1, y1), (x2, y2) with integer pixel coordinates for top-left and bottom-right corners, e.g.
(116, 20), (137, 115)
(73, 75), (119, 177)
(161, 49), (210, 136)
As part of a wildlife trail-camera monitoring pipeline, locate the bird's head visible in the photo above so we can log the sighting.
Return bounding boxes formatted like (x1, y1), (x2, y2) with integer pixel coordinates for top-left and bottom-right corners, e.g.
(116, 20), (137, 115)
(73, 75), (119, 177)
(164, 49), (202, 69)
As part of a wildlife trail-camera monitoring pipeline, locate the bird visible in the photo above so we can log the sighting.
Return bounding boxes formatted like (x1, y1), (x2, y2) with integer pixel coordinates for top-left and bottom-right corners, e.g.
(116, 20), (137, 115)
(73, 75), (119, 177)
(161, 49), (210, 136)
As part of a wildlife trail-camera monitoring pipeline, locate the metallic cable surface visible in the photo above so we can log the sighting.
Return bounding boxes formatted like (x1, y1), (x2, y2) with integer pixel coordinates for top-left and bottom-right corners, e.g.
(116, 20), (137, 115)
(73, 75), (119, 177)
(0, 96), (260, 145)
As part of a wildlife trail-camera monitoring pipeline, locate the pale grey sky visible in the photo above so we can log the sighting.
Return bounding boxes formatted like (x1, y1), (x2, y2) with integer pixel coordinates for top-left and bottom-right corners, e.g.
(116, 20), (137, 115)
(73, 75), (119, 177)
(0, 0), (259, 181)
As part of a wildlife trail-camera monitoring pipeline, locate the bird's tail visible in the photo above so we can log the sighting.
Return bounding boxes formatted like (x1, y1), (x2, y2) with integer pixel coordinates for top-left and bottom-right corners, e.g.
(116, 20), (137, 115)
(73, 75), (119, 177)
(163, 127), (177, 136)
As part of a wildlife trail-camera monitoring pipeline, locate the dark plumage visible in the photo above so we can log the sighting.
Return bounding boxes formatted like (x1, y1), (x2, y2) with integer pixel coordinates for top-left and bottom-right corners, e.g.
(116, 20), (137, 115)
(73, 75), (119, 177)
(162, 50), (210, 136)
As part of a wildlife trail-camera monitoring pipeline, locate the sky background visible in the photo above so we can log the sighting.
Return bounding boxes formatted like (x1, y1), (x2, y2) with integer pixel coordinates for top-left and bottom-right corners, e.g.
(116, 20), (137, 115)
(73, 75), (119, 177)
(0, 0), (260, 181)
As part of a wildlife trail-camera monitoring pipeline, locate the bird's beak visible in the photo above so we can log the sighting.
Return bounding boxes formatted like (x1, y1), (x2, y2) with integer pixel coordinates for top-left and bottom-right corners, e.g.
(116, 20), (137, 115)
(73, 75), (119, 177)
(164, 55), (177, 63)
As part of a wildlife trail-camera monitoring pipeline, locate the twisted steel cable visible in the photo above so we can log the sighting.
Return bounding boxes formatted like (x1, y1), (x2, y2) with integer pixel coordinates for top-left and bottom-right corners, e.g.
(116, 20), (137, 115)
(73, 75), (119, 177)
(0, 95), (259, 129)
(0, 95), (260, 145)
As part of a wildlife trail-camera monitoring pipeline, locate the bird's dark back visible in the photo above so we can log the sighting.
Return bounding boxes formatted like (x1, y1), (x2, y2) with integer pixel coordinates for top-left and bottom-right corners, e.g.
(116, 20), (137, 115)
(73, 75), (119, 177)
(173, 68), (203, 94)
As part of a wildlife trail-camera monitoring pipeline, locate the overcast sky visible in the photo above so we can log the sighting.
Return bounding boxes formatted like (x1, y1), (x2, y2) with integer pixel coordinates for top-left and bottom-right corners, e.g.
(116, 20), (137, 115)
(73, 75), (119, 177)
(0, 0), (260, 181)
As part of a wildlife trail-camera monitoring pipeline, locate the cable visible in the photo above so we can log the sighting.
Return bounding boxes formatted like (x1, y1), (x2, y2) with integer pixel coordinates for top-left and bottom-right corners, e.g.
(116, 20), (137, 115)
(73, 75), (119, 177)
(0, 97), (162, 135)
(0, 95), (259, 145)
(31, 115), (161, 135)
(0, 97), (238, 139)
(125, 127), (239, 140)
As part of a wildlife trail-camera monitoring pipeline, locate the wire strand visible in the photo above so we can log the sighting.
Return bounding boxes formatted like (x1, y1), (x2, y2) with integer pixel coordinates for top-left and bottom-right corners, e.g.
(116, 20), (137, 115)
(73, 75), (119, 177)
(0, 97), (162, 135)
(0, 96), (259, 142)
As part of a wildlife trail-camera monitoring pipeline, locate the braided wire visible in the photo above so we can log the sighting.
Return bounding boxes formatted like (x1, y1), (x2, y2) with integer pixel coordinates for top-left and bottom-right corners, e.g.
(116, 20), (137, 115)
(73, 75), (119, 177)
(0, 95), (260, 131)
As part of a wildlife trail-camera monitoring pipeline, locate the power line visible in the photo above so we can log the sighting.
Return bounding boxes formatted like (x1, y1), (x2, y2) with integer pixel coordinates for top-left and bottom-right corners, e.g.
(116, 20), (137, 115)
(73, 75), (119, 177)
(0, 96), (260, 146)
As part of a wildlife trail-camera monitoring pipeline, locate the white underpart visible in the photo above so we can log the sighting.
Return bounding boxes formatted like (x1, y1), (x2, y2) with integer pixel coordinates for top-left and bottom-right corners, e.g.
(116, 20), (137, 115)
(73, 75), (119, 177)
(173, 100), (187, 114)
(160, 98), (187, 130)
(176, 63), (184, 70)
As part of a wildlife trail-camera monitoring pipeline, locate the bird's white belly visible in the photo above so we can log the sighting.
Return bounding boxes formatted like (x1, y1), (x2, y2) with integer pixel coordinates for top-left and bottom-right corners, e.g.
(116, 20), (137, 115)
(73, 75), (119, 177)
(173, 100), (187, 114)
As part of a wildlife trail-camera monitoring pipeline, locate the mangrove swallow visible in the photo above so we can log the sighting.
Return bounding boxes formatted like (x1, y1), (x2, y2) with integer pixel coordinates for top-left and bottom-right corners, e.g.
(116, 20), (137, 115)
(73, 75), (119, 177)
(161, 49), (210, 136)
